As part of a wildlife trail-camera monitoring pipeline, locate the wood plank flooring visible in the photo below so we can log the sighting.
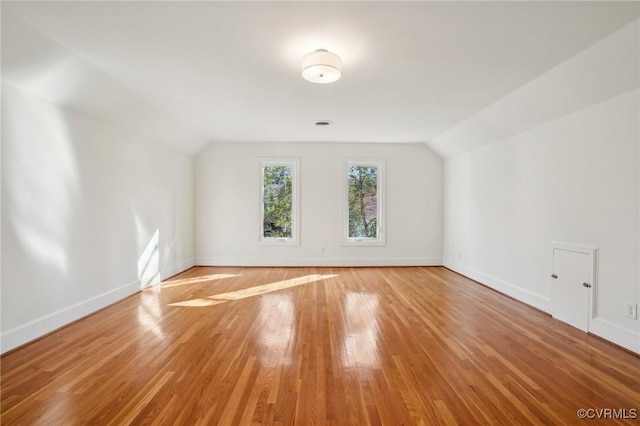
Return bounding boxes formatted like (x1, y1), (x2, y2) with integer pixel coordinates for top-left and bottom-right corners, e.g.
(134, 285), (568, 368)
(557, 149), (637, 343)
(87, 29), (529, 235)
(2, 266), (640, 425)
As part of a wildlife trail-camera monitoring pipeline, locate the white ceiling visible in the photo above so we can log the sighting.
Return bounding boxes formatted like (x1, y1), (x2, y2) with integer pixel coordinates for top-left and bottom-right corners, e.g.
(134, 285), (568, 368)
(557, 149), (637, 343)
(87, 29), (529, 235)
(3, 1), (639, 155)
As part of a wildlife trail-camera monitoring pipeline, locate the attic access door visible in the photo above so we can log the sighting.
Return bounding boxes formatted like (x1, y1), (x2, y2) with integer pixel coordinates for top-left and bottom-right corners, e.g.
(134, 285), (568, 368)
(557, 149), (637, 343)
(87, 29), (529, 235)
(550, 243), (597, 332)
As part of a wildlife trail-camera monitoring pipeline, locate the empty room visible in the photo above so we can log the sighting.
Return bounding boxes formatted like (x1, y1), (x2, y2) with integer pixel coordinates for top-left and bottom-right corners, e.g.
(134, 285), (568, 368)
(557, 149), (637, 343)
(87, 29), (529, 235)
(2, 1), (640, 424)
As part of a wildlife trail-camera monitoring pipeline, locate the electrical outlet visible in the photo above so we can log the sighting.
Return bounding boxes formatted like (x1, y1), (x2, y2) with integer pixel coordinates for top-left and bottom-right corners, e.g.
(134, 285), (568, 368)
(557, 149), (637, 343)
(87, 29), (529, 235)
(626, 304), (638, 320)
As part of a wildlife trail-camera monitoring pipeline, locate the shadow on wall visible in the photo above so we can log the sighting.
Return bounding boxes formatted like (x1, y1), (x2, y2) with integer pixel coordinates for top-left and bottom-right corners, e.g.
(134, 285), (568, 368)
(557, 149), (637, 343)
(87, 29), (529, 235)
(3, 83), (78, 275)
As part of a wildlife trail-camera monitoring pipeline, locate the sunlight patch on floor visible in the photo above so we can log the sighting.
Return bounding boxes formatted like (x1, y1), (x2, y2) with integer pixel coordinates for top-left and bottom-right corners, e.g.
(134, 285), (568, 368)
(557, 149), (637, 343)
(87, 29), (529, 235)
(169, 274), (337, 307)
(159, 273), (238, 289)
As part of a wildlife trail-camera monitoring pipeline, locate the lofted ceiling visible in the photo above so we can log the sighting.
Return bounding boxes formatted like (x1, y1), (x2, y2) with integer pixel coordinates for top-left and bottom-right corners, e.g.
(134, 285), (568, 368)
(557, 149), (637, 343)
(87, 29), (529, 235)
(2, 1), (639, 155)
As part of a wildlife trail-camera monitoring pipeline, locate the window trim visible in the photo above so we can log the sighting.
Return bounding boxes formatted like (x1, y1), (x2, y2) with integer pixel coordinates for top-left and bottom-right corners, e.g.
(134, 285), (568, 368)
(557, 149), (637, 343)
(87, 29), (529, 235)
(258, 157), (301, 246)
(342, 159), (385, 246)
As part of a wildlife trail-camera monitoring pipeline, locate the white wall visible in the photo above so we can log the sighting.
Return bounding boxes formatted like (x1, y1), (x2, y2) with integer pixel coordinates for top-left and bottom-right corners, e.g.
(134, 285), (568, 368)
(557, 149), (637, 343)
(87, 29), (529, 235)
(196, 142), (443, 266)
(443, 89), (640, 353)
(1, 83), (195, 353)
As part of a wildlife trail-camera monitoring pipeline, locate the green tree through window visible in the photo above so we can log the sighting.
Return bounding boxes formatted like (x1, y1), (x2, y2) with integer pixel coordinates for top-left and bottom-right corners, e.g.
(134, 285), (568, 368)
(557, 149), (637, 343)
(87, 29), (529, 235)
(348, 165), (378, 238)
(263, 165), (293, 238)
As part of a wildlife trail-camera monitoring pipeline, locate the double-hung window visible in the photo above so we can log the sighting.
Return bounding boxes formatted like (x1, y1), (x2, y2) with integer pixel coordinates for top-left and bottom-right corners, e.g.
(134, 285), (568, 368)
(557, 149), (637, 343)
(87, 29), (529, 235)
(343, 160), (385, 245)
(259, 158), (300, 245)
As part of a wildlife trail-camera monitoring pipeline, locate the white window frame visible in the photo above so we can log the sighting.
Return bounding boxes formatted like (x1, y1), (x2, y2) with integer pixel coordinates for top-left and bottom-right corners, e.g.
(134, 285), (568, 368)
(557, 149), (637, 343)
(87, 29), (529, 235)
(259, 157), (300, 246)
(342, 159), (385, 246)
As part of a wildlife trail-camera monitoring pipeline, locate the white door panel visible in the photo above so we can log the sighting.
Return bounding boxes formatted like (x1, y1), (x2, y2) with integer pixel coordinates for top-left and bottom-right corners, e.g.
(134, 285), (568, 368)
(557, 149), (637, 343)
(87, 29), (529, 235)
(551, 247), (593, 332)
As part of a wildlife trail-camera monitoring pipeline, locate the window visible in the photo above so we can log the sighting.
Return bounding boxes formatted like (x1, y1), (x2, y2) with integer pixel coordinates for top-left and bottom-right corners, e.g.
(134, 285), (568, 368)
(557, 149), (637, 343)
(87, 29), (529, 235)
(343, 160), (385, 245)
(259, 158), (300, 245)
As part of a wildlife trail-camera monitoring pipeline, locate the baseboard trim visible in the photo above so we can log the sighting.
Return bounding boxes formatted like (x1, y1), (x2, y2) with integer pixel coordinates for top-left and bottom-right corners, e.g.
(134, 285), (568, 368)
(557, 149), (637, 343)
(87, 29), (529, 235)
(0, 280), (139, 354)
(195, 257), (442, 267)
(443, 258), (640, 355)
(590, 317), (640, 354)
(163, 258), (195, 280)
(443, 258), (550, 313)
(1, 259), (196, 355)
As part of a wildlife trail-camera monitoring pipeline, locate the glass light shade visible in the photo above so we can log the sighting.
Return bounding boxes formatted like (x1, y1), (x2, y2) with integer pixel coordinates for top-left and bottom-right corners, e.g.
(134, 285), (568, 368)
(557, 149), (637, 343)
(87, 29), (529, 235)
(301, 49), (342, 84)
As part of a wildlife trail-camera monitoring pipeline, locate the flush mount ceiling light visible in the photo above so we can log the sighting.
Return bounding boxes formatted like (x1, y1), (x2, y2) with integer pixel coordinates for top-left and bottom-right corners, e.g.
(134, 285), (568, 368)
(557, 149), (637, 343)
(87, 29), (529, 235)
(301, 49), (342, 84)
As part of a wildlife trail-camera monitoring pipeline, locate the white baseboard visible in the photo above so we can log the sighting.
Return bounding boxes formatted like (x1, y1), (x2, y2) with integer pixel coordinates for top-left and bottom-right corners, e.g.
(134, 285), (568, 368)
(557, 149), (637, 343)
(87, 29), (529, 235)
(1, 259), (196, 355)
(443, 258), (640, 355)
(0, 280), (139, 354)
(195, 257), (442, 267)
(443, 258), (550, 313)
(163, 257), (195, 279)
(590, 317), (640, 354)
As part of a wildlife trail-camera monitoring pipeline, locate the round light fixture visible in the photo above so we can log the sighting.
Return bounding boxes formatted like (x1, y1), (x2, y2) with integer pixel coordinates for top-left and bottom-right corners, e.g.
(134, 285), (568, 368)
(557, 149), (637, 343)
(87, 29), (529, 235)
(301, 49), (342, 84)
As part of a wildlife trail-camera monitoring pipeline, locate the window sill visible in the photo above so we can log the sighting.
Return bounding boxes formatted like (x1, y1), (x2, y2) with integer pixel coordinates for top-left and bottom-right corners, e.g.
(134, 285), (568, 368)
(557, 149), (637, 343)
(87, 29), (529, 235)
(259, 238), (300, 246)
(341, 239), (386, 247)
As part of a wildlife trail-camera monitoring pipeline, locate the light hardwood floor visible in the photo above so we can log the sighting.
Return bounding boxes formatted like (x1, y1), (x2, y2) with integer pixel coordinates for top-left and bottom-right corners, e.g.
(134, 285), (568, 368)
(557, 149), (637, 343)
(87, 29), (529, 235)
(2, 266), (640, 425)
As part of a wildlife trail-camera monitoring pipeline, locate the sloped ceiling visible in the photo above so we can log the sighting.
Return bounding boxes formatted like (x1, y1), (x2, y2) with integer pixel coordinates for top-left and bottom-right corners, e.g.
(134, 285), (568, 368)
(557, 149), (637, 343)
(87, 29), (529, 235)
(2, 1), (639, 156)
(429, 19), (639, 159)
